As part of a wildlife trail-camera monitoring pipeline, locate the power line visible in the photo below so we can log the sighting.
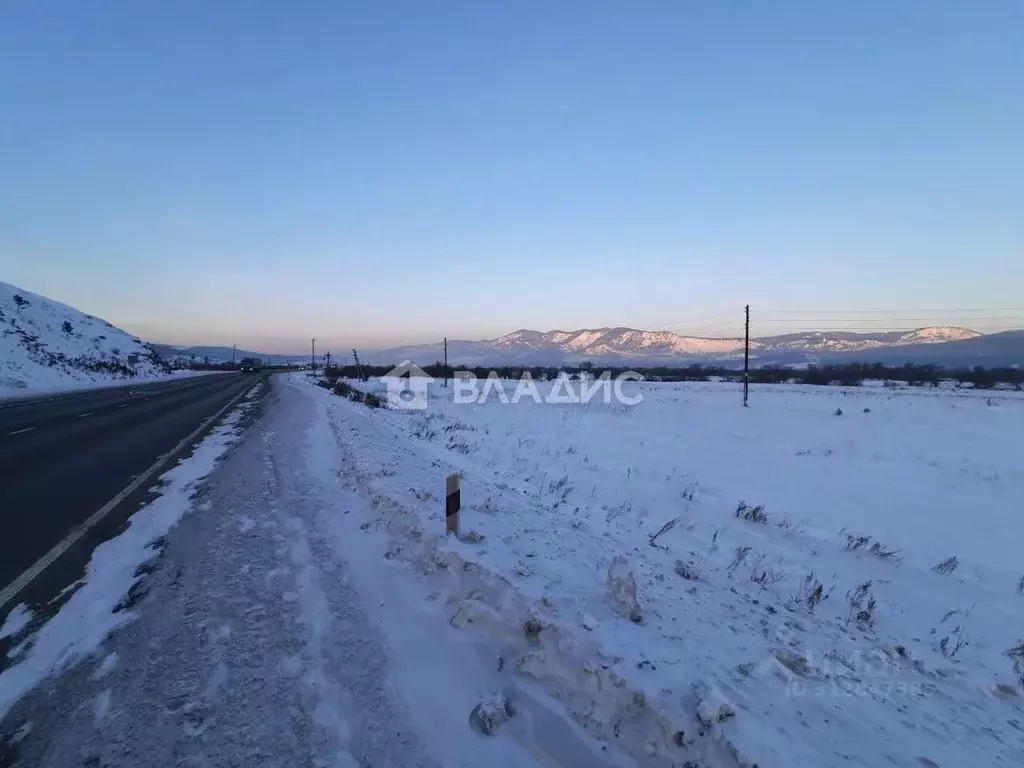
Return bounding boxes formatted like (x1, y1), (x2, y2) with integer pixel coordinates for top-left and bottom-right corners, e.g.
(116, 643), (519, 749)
(603, 307), (1021, 342)
(649, 318), (745, 333)
(757, 308), (1024, 315)
(641, 313), (740, 331)
(754, 327), (1021, 334)
(645, 309), (1024, 335)
(662, 325), (745, 336)
(753, 319), (1024, 325)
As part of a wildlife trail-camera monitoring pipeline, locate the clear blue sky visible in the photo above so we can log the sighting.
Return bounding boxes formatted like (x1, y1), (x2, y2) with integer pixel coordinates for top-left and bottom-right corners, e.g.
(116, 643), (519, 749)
(1, 1), (1021, 352)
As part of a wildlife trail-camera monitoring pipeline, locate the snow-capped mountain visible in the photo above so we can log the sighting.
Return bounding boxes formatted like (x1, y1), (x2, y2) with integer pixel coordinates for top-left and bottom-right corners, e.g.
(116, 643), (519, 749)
(493, 327), (752, 357)
(0, 282), (174, 395)
(360, 325), (1003, 367)
(756, 327), (981, 354)
(895, 326), (981, 344)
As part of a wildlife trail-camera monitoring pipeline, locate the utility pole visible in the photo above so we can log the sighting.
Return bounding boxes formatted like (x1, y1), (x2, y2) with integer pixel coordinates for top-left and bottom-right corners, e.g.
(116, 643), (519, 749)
(443, 337), (448, 388)
(743, 304), (750, 408)
(232, 345), (236, 366)
(352, 349), (364, 381)
(311, 338), (316, 372)
(325, 351), (331, 371)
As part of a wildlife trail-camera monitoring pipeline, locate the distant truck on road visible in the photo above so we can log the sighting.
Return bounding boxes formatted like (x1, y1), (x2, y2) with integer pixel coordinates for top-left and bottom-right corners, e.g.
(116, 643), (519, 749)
(239, 357), (262, 372)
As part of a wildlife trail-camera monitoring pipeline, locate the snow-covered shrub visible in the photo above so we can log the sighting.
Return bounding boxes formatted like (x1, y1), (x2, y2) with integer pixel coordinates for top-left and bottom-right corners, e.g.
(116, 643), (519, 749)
(843, 533), (901, 562)
(846, 581), (877, 627)
(362, 391), (386, 408)
(648, 516), (681, 548)
(748, 557), (784, 589)
(735, 501), (768, 524)
(547, 474), (573, 504)
(1006, 641), (1024, 686)
(845, 533), (871, 552)
(869, 541), (902, 561)
(795, 571), (828, 612)
(939, 625), (969, 658)
(726, 545), (752, 576)
(674, 560), (700, 581)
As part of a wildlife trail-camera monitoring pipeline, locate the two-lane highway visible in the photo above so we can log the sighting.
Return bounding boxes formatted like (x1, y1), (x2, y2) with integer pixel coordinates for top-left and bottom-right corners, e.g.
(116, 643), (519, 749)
(0, 373), (263, 604)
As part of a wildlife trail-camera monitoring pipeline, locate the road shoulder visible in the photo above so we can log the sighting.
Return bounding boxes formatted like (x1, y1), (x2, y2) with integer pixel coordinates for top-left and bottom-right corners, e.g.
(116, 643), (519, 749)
(0, 379), (268, 743)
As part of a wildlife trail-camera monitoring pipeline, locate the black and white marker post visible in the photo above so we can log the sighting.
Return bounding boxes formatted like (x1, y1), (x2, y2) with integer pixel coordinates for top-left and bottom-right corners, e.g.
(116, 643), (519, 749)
(445, 473), (461, 535)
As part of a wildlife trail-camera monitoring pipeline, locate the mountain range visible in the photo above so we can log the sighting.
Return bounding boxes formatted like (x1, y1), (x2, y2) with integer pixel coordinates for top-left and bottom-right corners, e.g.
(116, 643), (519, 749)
(358, 325), (1023, 368)
(155, 325), (1024, 369)
(6, 281), (1019, 390)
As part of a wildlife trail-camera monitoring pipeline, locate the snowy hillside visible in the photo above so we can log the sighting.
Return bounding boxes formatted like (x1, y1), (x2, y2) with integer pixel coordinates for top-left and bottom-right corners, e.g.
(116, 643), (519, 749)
(0, 282), (175, 395)
(759, 327), (981, 353)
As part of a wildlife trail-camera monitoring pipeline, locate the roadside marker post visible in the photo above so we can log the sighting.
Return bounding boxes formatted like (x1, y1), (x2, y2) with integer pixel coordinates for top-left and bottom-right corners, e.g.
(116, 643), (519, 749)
(446, 473), (461, 535)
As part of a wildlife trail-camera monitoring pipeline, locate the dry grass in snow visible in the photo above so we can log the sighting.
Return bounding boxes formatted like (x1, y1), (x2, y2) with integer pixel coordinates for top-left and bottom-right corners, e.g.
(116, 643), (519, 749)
(297, 375), (1024, 767)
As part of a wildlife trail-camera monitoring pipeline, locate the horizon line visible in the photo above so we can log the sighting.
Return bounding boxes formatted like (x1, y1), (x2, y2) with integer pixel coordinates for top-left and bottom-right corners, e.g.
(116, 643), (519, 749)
(142, 323), (1022, 357)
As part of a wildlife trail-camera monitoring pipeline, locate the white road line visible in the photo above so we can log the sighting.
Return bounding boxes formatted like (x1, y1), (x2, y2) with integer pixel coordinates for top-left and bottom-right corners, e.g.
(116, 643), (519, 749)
(118, 404), (128, 409)
(0, 380), (258, 612)
(7, 427), (35, 436)
(78, 412), (94, 418)
(0, 397), (58, 410)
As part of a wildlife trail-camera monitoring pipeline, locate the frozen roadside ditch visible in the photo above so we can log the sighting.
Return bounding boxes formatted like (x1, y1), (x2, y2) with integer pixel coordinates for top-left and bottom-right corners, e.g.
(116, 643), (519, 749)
(0, 394), (259, 723)
(294, 373), (1024, 767)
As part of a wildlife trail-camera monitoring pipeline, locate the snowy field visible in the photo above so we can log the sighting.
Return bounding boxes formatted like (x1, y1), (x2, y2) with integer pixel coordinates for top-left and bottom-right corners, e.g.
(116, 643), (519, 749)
(305, 374), (1024, 767)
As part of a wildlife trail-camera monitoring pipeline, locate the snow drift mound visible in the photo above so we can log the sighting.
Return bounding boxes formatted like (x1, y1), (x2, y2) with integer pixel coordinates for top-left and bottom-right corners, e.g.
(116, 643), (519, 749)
(0, 281), (171, 394)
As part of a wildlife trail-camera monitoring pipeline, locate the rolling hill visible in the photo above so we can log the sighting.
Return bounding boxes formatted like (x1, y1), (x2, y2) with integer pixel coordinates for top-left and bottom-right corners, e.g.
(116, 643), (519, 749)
(0, 282), (177, 395)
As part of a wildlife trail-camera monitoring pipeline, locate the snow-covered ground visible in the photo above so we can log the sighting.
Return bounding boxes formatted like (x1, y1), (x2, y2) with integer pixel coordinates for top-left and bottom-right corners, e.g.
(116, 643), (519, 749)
(4, 373), (1022, 766)
(301, 374), (1024, 767)
(0, 281), (195, 397)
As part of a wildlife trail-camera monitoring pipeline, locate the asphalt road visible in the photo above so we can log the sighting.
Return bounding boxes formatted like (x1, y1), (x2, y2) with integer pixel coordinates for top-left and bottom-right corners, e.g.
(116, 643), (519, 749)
(0, 373), (262, 597)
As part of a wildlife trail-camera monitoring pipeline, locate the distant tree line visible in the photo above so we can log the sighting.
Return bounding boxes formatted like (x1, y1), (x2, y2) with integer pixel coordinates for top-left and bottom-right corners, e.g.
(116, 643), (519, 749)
(322, 361), (1023, 390)
(743, 362), (1023, 390)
